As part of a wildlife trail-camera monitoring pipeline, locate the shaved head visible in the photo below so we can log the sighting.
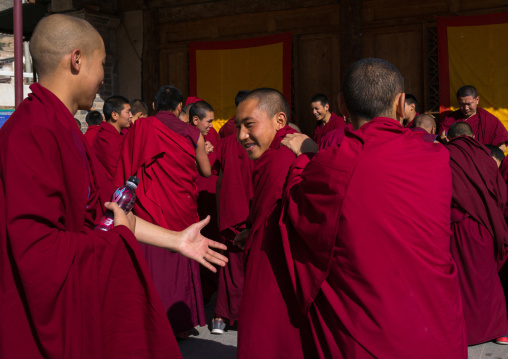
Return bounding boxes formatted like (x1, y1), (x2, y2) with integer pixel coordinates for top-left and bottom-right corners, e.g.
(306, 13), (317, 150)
(30, 14), (102, 77)
(414, 114), (436, 133)
(343, 58), (404, 121)
(448, 122), (474, 139)
(239, 88), (290, 123)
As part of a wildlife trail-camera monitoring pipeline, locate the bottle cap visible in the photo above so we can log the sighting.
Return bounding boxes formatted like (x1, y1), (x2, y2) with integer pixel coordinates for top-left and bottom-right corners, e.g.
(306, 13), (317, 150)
(127, 175), (140, 187)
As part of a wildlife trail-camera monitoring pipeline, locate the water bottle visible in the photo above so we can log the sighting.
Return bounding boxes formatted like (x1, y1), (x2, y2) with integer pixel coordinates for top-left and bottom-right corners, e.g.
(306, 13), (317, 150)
(95, 175), (140, 231)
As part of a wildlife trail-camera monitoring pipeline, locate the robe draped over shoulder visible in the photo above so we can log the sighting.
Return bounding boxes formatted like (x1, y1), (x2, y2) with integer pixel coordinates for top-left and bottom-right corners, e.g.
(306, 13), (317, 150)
(0, 83), (180, 358)
(313, 112), (345, 146)
(114, 115), (206, 333)
(281, 117), (467, 358)
(92, 121), (125, 180)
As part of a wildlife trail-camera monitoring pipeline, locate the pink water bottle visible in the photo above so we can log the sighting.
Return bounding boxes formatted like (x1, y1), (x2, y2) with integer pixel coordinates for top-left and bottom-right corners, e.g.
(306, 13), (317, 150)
(95, 176), (140, 231)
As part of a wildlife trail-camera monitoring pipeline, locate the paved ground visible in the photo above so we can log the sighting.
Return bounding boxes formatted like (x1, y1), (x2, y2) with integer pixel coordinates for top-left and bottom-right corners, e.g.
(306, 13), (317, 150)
(179, 294), (508, 359)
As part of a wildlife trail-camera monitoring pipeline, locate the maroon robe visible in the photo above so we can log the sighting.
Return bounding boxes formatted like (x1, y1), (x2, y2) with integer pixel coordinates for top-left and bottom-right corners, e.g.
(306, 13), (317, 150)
(404, 112), (419, 129)
(0, 83), (181, 358)
(440, 107), (508, 146)
(318, 123), (353, 150)
(214, 133), (254, 325)
(238, 125), (315, 359)
(313, 112), (345, 146)
(411, 126), (439, 143)
(92, 121), (125, 180)
(218, 116), (236, 139)
(281, 117), (467, 358)
(196, 127), (221, 300)
(447, 136), (508, 344)
(114, 113), (205, 334)
(84, 124), (100, 145)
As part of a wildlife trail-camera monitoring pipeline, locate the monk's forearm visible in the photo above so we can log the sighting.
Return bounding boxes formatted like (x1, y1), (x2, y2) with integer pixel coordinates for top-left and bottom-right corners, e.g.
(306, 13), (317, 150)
(499, 144), (506, 153)
(133, 215), (181, 251)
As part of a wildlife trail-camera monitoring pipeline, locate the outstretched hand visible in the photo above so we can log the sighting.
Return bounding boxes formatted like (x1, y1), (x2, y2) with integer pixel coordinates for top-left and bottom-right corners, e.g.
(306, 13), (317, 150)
(177, 216), (228, 272)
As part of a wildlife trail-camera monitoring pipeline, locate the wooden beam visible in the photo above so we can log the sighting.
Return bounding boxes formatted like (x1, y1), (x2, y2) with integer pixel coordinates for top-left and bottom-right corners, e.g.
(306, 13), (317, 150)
(340, 0), (363, 81)
(142, 8), (159, 111)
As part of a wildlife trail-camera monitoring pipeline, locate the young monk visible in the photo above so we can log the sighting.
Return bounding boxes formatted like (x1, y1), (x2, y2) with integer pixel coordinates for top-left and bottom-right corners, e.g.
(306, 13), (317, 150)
(310, 93), (345, 146)
(218, 90), (249, 139)
(440, 85), (508, 151)
(84, 109), (103, 144)
(130, 98), (149, 123)
(447, 122), (508, 345)
(411, 113), (439, 143)
(402, 93), (419, 128)
(93, 95), (132, 179)
(281, 58), (467, 358)
(114, 85), (211, 339)
(0, 14), (227, 358)
(211, 110), (255, 334)
(189, 100), (221, 304)
(234, 88), (315, 358)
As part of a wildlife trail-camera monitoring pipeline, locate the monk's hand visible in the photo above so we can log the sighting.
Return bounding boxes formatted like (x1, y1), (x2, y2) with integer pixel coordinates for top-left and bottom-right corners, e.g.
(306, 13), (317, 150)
(177, 216), (228, 272)
(105, 202), (136, 233)
(282, 133), (318, 156)
(205, 140), (214, 154)
(233, 228), (250, 250)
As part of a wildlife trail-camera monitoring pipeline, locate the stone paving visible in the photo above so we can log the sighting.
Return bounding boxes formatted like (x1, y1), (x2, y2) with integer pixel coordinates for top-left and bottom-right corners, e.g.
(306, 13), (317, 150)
(179, 294), (508, 359)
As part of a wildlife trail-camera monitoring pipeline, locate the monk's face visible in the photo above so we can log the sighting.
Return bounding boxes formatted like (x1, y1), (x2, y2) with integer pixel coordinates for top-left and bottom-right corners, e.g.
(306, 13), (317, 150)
(79, 41), (106, 110)
(311, 101), (329, 122)
(193, 110), (214, 135)
(236, 99), (282, 160)
(403, 102), (415, 120)
(457, 95), (479, 118)
(112, 103), (133, 129)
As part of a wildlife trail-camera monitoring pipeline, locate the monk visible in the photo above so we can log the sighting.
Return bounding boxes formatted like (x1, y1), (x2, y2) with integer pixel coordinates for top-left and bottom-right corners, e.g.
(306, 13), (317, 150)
(179, 103), (193, 123)
(446, 122), (508, 345)
(310, 93), (345, 145)
(93, 95), (132, 179)
(84, 110), (103, 145)
(0, 14), (227, 359)
(411, 113), (439, 143)
(317, 92), (353, 150)
(218, 90), (249, 139)
(402, 93), (419, 128)
(130, 98), (149, 122)
(189, 100), (222, 304)
(211, 113), (255, 335)
(439, 85), (508, 151)
(281, 58), (466, 358)
(114, 85), (211, 339)
(235, 88), (314, 358)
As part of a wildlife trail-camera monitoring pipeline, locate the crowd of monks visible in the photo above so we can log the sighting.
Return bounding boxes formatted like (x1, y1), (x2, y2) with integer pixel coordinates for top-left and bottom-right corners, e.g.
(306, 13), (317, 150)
(1, 13), (508, 359)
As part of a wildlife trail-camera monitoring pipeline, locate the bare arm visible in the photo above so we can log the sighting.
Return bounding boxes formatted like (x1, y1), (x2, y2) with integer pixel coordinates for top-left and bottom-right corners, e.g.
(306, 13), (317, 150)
(499, 144), (507, 153)
(107, 202), (227, 272)
(281, 133), (319, 156)
(196, 134), (211, 177)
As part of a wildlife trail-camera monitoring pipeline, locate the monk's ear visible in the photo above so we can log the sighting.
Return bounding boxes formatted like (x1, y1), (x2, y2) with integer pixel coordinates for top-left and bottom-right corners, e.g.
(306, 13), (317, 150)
(324, 103), (330, 112)
(192, 116), (199, 126)
(338, 92), (350, 118)
(71, 49), (81, 73)
(275, 112), (287, 130)
(152, 102), (156, 111)
(395, 93), (405, 120)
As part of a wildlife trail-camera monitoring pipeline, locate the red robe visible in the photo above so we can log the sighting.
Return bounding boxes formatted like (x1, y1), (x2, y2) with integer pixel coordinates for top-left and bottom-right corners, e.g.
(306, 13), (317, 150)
(447, 136), (508, 344)
(214, 133), (254, 324)
(404, 112), (419, 129)
(196, 127), (221, 300)
(93, 121), (125, 180)
(238, 125), (315, 359)
(411, 126), (439, 143)
(218, 116), (236, 139)
(318, 123), (353, 150)
(0, 83), (181, 358)
(84, 124), (100, 145)
(114, 115), (206, 334)
(313, 112), (345, 146)
(439, 107), (508, 146)
(281, 117), (467, 358)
